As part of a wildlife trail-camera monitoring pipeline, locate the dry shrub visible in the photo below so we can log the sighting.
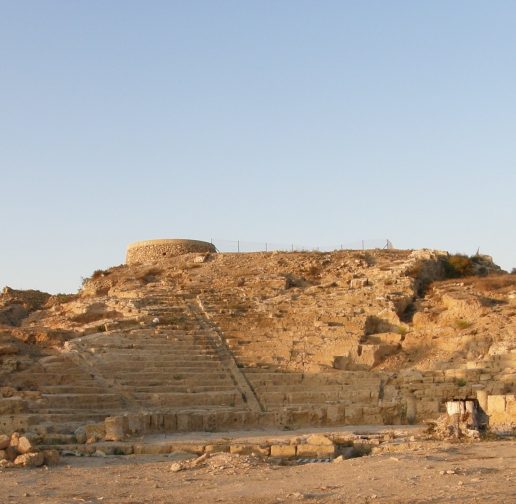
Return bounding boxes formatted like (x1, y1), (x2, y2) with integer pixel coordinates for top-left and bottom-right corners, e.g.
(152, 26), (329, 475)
(460, 274), (516, 294)
(91, 269), (111, 280)
(136, 266), (163, 284)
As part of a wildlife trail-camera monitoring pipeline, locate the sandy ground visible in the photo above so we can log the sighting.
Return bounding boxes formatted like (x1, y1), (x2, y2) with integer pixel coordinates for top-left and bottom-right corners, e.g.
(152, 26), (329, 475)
(2, 440), (515, 504)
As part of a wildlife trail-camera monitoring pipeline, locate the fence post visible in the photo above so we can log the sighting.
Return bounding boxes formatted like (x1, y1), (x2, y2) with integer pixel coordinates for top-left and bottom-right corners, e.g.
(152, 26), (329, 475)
(237, 240), (240, 253)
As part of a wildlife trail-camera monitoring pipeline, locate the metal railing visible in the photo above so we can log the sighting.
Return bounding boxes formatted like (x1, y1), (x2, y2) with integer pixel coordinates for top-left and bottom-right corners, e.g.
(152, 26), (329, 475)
(209, 238), (393, 253)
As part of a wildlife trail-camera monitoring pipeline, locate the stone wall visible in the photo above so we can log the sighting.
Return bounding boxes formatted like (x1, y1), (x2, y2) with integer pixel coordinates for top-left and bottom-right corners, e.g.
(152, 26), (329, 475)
(126, 239), (216, 265)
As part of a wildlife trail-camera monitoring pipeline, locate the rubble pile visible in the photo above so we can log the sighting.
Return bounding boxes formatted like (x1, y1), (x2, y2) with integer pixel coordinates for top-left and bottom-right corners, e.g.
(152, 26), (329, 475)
(170, 452), (267, 474)
(0, 432), (59, 468)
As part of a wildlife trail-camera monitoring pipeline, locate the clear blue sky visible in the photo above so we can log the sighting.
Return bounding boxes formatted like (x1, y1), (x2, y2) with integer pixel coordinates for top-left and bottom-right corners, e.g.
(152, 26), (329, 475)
(1, 1), (515, 293)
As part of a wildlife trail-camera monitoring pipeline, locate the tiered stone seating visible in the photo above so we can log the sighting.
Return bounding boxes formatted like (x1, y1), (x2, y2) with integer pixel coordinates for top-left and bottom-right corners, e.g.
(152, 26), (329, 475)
(12, 354), (126, 434)
(4, 290), (255, 436)
(238, 368), (393, 426)
(70, 329), (245, 411)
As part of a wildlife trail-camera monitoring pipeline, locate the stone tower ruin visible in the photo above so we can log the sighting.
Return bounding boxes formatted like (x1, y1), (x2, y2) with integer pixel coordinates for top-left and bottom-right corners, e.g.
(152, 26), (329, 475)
(126, 238), (216, 265)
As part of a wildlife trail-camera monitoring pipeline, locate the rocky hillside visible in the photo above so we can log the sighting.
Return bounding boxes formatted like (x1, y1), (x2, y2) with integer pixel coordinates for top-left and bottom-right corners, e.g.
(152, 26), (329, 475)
(0, 249), (514, 435)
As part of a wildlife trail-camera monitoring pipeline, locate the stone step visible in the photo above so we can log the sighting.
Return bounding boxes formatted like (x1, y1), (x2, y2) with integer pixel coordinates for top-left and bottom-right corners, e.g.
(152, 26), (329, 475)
(252, 384), (347, 393)
(261, 389), (374, 405)
(132, 384), (238, 393)
(86, 343), (218, 352)
(96, 362), (226, 376)
(93, 356), (221, 365)
(40, 385), (109, 394)
(41, 394), (124, 410)
(21, 413), (113, 431)
(246, 374), (380, 387)
(26, 373), (105, 385)
(133, 391), (243, 408)
(118, 377), (235, 388)
(112, 366), (229, 380)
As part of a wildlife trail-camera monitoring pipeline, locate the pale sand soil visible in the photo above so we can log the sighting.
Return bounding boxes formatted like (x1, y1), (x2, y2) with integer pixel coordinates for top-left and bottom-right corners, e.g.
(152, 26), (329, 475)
(2, 441), (515, 504)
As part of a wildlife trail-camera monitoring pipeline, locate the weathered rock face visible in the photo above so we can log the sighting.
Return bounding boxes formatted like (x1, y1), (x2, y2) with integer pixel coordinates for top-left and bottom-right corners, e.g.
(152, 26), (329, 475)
(0, 287), (52, 326)
(0, 249), (514, 437)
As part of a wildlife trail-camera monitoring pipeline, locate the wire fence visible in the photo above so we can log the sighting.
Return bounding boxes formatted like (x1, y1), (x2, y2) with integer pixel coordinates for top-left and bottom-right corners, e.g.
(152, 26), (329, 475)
(210, 238), (394, 253)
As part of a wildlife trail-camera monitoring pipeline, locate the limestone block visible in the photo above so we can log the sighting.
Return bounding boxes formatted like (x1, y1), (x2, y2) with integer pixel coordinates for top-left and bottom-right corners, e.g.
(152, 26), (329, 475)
(350, 278), (368, 289)
(126, 414), (146, 435)
(297, 444), (335, 458)
(476, 390), (488, 412)
(362, 412), (384, 424)
(42, 449), (60, 466)
(416, 400), (439, 416)
(104, 416), (129, 441)
(176, 413), (190, 432)
(355, 343), (399, 368)
(288, 410), (312, 426)
(270, 444), (296, 458)
(188, 413), (205, 432)
(506, 396), (516, 417)
(367, 332), (403, 345)
(487, 395), (506, 414)
(16, 436), (34, 454)
(0, 449), (5, 460)
(257, 412), (278, 429)
(229, 444), (270, 456)
(406, 396), (417, 424)
(345, 406), (363, 424)
(167, 443), (205, 455)
(203, 413), (217, 432)
(133, 443), (170, 455)
(163, 414), (177, 432)
(326, 404), (345, 424)
(83, 423), (106, 444)
(0, 434), (9, 450)
(74, 426), (87, 444)
(109, 444), (133, 455)
(150, 414), (165, 431)
(10, 432), (19, 448)
(5, 446), (17, 461)
(14, 452), (45, 467)
(205, 444), (230, 454)
(306, 434), (333, 446)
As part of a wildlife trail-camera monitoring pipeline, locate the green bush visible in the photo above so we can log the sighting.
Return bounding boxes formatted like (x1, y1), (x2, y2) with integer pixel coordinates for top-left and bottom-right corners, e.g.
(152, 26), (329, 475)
(443, 254), (475, 278)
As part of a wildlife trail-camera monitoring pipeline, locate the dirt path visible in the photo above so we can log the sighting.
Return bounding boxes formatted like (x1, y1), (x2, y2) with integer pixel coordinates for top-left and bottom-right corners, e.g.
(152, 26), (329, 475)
(2, 440), (515, 503)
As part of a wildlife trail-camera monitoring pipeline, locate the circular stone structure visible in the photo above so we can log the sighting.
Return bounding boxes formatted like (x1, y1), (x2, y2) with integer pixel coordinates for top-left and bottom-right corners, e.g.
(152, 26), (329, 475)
(126, 239), (216, 265)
